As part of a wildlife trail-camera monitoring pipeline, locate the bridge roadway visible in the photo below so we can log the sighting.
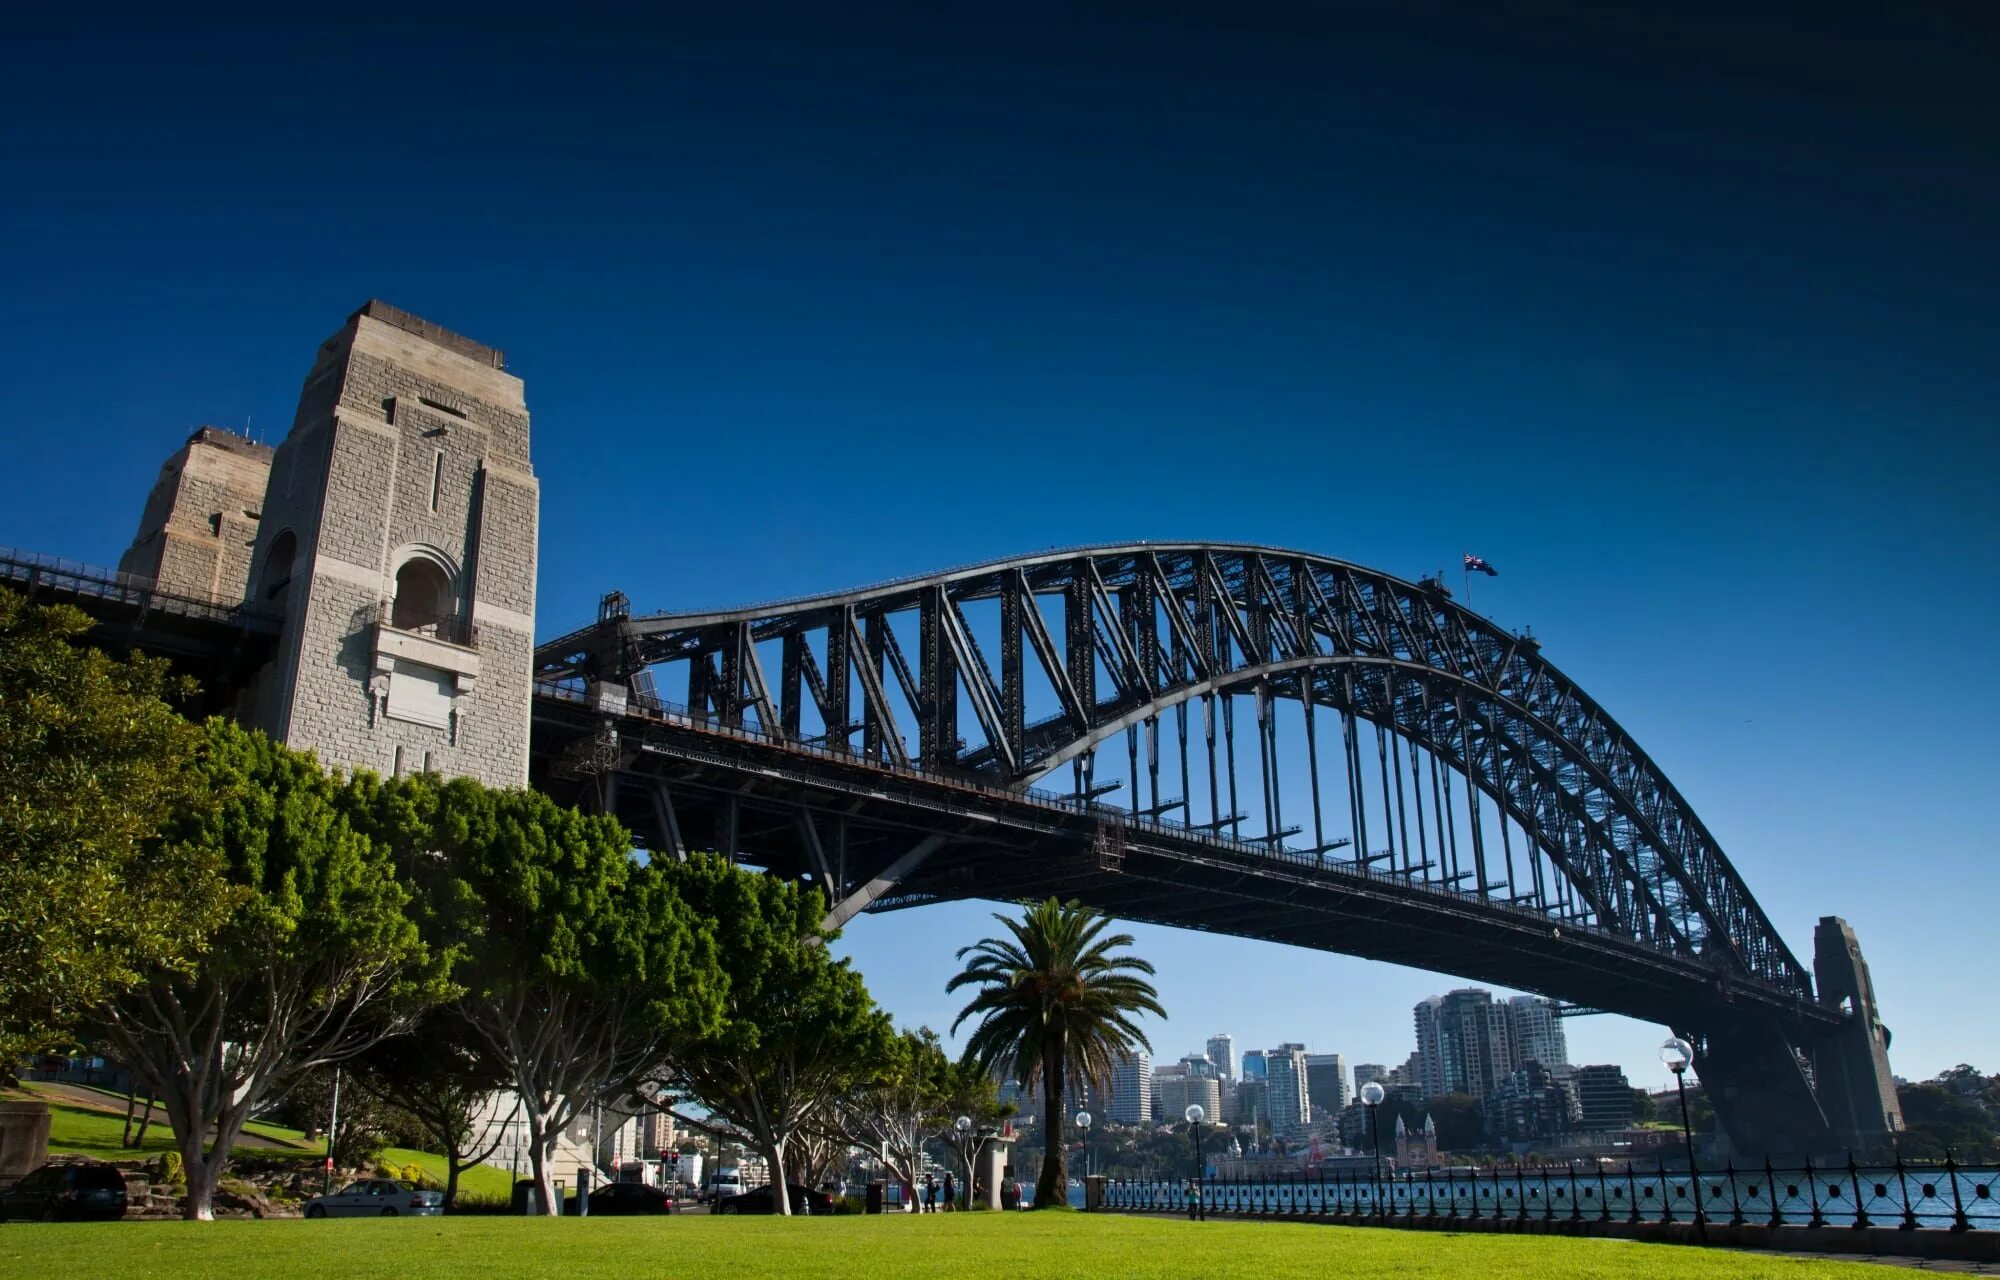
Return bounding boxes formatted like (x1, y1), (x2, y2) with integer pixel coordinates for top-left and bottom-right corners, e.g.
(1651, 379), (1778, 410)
(529, 681), (1839, 1037)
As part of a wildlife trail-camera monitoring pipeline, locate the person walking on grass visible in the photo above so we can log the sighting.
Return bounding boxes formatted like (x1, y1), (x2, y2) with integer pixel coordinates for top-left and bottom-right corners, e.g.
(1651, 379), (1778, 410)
(943, 1172), (956, 1211)
(923, 1173), (938, 1213)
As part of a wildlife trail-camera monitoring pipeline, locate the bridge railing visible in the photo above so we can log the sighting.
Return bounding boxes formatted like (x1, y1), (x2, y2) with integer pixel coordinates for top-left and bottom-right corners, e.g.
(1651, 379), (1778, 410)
(532, 678), (1727, 969)
(0, 544), (276, 628)
(1095, 1153), (2000, 1233)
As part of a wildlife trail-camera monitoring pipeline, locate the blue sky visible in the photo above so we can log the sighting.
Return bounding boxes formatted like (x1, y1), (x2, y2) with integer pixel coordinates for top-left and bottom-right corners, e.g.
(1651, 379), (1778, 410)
(2, 6), (1994, 1091)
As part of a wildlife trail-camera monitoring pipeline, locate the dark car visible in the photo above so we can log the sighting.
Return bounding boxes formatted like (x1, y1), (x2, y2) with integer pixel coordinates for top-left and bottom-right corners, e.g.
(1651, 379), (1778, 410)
(0, 1162), (128, 1222)
(712, 1183), (836, 1215)
(563, 1181), (677, 1216)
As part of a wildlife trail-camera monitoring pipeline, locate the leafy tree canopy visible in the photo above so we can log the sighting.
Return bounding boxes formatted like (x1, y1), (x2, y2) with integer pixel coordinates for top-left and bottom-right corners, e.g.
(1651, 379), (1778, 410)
(98, 718), (452, 1219)
(662, 854), (891, 1214)
(381, 779), (723, 1215)
(0, 589), (228, 1062)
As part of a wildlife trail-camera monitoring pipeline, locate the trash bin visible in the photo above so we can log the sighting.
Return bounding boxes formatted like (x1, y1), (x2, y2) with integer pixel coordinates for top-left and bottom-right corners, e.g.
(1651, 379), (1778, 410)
(511, 1179), (541, 1215)
(865, 1180), (885, 1215)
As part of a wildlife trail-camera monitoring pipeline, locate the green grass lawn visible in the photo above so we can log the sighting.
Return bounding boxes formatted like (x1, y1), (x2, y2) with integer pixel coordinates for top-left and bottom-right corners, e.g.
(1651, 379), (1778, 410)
(0, 1212), (1894, 1279)
(33, 1091), (320, 1161)
(374, 1148), (516, 1205)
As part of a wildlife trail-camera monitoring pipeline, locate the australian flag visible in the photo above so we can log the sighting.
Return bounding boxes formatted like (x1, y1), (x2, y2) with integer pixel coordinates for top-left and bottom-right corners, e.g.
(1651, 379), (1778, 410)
(1464, 554), (1499, 577)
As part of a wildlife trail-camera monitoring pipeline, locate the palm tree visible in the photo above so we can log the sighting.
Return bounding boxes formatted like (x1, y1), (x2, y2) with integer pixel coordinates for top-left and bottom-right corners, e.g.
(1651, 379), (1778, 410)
(948, 898), (1164, 1209)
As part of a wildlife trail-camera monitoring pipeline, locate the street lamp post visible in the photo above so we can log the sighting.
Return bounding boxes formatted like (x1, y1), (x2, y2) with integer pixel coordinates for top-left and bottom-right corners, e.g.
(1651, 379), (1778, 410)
(1659, 1037), (1703, 1231)
(1185, 1104), (1207, 1222)
(953, 1116), (973, 1211)
(1360, 1081), (1386, 1215)
(1075, 1111), (1093, 1182)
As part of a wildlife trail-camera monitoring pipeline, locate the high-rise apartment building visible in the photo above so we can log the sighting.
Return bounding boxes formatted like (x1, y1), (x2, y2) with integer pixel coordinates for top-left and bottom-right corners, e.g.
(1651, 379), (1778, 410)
(1504, 996), (1569, 1070)
(1304, 1053), (1349, 1112)
(1263, 1044), (1311, 1135)
(1414, 989), (1513, 1099)
(1206, 1034), (1235, 1082)
(1106, 1049), (1152, 1124)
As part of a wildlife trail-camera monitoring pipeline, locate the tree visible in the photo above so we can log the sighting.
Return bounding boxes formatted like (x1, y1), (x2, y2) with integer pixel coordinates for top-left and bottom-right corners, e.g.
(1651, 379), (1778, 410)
(949, 898), (1164, 1210)
(398, 781), (722, 1217)
(95, 719), (449, 1219)
(661, 854), (891, 1216)
(346, 1015), (513, 1208)
(1896, 1082), (1997, 1161)
(1426, 1092), (1485, 1152)
(831, 1027), (960, 1205)
(0, 589), (228, 1066)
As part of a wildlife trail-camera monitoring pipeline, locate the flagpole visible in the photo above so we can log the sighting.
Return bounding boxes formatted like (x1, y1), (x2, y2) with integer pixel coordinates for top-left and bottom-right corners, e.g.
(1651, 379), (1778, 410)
(1462, 559), (1471, 609)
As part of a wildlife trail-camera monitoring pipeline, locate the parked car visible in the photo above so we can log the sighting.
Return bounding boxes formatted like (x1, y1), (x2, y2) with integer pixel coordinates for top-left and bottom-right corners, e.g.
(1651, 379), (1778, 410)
(562, 1181), (676, 1216)
(302, 1178), (444, 1218)
(711, 1183), (836, 1215)
(0, 1162), (128, 1222)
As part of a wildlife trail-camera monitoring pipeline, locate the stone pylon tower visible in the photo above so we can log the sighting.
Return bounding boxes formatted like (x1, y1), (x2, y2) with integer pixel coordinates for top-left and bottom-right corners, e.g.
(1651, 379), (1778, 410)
(242, 302), (537, 787)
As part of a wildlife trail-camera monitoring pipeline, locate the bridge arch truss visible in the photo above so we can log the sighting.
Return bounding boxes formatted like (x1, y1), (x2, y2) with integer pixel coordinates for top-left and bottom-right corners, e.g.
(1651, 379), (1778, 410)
(536, 543), (1811, 1005)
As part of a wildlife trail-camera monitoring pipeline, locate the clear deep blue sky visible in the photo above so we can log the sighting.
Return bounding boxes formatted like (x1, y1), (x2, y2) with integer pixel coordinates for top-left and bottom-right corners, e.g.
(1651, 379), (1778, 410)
(3, 6), (1994, 1092)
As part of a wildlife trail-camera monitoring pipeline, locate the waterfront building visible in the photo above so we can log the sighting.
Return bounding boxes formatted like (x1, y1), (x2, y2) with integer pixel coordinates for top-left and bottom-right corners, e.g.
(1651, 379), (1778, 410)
(1569, 1063), (1636, 1131)
(1484, 1060), (1580, 1148)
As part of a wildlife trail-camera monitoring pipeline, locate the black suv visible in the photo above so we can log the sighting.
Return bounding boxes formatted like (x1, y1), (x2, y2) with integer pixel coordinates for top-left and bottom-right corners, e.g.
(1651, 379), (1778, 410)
(0, 1162), (129, 1222)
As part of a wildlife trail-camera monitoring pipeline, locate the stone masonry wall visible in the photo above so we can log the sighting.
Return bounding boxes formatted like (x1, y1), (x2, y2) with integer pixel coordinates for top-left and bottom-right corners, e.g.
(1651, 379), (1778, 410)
(118, 428), (274, 603)
(238, 305), (536, 789)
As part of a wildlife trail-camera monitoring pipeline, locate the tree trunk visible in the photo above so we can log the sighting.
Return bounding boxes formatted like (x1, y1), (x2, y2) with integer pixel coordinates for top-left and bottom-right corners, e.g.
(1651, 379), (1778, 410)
(526, 1115), (557, 1216)
(123, 1089), (139, 1147)
(761, 1135), (791, 1216)
(444, 1160), (462, 1212)
(181, 1130), (221, 1221)
(1034, 1031), (1067, 1209)
(133, 1094), (155, 1147)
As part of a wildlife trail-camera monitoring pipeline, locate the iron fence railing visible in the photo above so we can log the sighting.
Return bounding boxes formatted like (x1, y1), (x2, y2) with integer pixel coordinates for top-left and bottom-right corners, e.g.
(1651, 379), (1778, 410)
(0, 544), (276, 629)
(1095, 1154), (2000, 1232)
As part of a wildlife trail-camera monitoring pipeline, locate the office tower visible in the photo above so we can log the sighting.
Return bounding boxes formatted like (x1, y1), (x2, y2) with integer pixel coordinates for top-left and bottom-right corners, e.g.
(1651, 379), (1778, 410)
(1352, 1063), (1388, 1092)
(1304, 1053), (1349, 1111)
(1206, 1034), (1235, 1082)
(1241, 1049), (1269, 1081)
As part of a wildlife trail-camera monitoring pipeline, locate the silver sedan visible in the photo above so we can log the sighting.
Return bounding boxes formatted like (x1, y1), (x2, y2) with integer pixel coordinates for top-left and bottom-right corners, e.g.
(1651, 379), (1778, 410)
(303, 1178), (444, 1218)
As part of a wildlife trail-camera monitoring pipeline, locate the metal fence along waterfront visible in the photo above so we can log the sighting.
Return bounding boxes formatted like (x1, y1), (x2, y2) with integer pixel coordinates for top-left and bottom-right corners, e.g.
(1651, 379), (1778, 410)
(1097, 1155), (1999, 1232)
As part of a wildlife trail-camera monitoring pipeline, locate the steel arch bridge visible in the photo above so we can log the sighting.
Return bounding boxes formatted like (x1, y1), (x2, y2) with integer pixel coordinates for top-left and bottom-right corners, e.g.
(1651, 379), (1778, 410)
(533, 542), (1896, 1156)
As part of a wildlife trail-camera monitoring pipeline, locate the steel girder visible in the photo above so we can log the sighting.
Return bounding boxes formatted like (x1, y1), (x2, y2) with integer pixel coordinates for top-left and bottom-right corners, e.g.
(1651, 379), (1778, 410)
(533, 543), (1811, 1001)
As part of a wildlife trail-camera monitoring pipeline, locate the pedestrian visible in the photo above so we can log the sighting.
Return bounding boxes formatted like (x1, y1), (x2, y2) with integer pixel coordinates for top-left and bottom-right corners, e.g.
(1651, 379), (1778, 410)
(942, 1172), (956, 1211)
(1186, 1178), (1201, 1220)
(923, 1173), (937, 1213)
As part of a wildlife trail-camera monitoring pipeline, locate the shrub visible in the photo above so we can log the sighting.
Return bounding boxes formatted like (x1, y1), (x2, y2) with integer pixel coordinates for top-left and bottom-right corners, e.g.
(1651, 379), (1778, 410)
(154, 1151), (187, 1191)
